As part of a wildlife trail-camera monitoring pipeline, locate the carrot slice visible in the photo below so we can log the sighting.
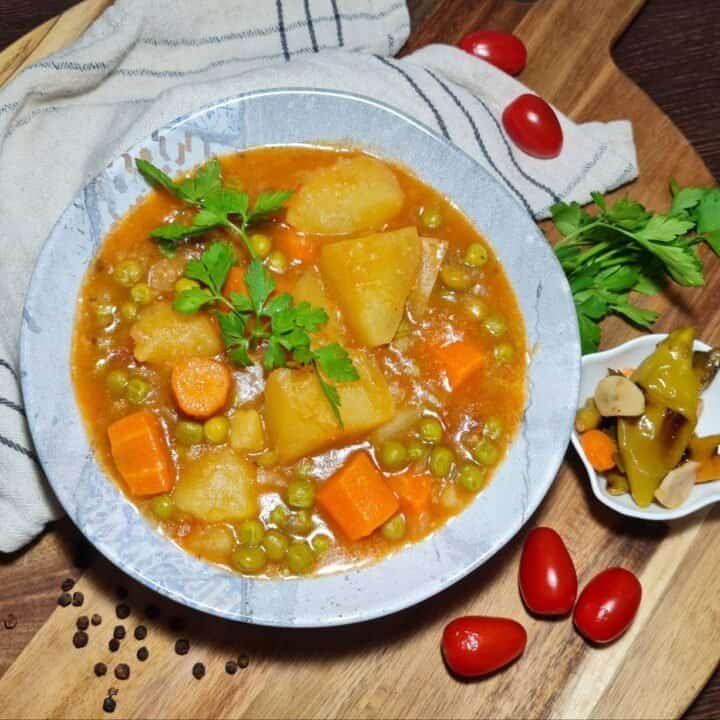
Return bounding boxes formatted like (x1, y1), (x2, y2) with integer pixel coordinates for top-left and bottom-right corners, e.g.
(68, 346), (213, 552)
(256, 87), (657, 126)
(274, 225), (318, 264)
(430, 337), (486, 390)
(316, 451), (399, 541)
(697, 455), (720, 483)
(171, 357), (232, 419)
(107, 409), (174, 496)
(580, 429), (617, 472)
(388, 472), (433, 517)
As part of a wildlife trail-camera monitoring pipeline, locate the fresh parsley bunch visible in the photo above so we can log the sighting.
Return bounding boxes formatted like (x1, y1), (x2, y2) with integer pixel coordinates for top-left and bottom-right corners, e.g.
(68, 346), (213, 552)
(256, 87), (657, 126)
(552, 184), (720, 354)
(136, 158), (359, 425)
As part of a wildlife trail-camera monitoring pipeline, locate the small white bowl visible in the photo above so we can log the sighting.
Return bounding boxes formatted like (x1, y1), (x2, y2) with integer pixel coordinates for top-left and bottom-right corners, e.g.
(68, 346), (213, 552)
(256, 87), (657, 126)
(571, 334), (720, 521)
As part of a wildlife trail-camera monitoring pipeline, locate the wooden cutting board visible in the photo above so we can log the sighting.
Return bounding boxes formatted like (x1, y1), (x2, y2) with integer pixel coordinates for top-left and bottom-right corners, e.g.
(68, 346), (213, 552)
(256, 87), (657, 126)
(1, 0), (718, 717)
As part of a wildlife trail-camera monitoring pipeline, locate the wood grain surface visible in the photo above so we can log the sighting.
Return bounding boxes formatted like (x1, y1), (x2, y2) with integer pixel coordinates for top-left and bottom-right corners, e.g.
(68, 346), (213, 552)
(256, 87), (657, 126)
(0, 1), (718, 718)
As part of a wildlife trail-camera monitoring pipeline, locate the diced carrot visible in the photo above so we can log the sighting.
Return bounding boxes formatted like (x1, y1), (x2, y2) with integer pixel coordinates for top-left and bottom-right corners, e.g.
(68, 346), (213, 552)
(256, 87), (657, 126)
(580, 429), (617, 472)
(316, 451), (399, 541)
(274, 225), (318, 264)
(388, 472), (433, 517)
(430, 337), (486, 390)
(107, 409), (174, 496)
(171, 357), (232, 419)
(219, 265), (247, 313)
(697, 455), (720, 483)
(271, 271), (294, 295)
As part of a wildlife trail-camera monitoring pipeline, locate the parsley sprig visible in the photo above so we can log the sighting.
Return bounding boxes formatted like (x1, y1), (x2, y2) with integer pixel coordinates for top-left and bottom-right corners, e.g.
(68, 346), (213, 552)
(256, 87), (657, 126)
(135, 157), (359, 426)
(552, 184), (720, 354)
(173, 242), (358, 426)
(136, 158), (292, 258)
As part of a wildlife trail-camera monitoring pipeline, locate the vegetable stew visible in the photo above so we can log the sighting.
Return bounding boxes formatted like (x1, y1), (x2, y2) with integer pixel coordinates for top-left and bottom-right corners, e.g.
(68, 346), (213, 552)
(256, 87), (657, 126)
(72, 146), (526, 577)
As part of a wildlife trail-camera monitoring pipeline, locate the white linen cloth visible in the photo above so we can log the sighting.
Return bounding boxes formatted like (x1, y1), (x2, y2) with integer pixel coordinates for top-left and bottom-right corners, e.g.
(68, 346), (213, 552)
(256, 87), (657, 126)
(0, 0), (637, 552)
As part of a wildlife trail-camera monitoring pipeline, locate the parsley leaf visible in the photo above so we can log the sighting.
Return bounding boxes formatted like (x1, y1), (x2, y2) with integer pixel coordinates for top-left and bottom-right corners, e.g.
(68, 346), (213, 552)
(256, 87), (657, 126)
(245, 257), (276, 313)
(314, 369), (344, 428)
(312, 344), (360, 382)
(184, 242), (235, 295)
(249, 190), (295, 221)
(173, 287), (214, 314)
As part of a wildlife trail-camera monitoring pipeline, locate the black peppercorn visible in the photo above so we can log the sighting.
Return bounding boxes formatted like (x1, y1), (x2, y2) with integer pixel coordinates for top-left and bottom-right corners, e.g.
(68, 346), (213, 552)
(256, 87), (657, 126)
(76, 616), (89, 631)
(58, 593), (72, 607)
(102, 696), (116, 713)
(174, 638), (190, 655)
(61, 578), (75, 592)
(134, 625), (147, 640)
(94, 662), (107, 677)
(115, 604), (130, 619)
(137, 646), (149, 662)
(113, 625), (126, 640)
(192, 662), (205, 680)
(72, 631), (88, 648)
(72, 592), (84, 607)
(225, 660), (238, 675)
(114, 664), (130, 681)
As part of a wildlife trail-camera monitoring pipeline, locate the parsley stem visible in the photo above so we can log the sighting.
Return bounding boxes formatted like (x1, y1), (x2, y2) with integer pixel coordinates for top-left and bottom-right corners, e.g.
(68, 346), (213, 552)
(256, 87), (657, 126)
(226, 219), (257, 260)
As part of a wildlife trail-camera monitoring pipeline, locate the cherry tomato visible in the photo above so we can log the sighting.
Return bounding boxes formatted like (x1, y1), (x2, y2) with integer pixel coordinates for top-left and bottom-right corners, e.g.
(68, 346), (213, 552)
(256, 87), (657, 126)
(573, 567), (642, 644)
(459, 30), (527, 76)
(441, 616), (527, 678)
(502, 94), (563, 159)
(519, 527), (577, 616)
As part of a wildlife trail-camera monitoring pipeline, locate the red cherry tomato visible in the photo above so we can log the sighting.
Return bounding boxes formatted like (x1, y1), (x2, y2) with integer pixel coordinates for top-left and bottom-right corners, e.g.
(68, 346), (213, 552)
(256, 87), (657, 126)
(459, 30), (527, 76)
(519, 527), (577, 616)
(502, 94), (563, 159)
(442, 616), (527, 678)
(573, 567), (642, 644)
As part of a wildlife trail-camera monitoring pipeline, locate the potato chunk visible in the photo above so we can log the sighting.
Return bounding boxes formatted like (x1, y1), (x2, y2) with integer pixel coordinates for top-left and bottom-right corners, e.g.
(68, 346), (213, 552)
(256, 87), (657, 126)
(229, 409), (265, 453)
(292, 269), (347, 345)
(184, 524), (236, 564)
(264, 351), (395, 464)
(130, 301), (222, 365)
(407, 236), (447, 320)
(173, 448), (258, 522)
(286, 156), (404, 235)
(320, 227), (421, 347)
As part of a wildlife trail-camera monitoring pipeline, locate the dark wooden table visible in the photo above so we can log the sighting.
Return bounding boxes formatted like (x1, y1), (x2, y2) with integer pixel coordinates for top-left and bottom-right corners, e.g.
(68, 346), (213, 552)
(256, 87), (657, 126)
(0, 1), (717, 717)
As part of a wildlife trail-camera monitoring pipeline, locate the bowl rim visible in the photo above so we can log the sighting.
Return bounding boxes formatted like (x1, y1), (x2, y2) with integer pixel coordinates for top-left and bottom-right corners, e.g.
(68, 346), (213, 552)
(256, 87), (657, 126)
(21, 87), (581, 626)
(571, 333), (720, 521)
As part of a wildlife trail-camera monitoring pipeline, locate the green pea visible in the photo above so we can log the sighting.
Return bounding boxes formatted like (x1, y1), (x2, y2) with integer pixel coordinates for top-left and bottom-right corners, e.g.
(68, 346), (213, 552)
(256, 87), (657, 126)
(203, 416), (229, 444)
(311, 534), (332, 555)
(126, 377), (151, 405)
(407, 440), (426, 462)
(175, 420), (204, 446)
(419, 417), (443, 444)
(379, 440), (409, 471)
(119, 302), (138, 323)
(113, 259), (142, 287)
(231, 546), (267, 574)
(286, 542), (315, 574)
(269, 504), (289, 528)
(130, 282), (153, 305)
(293, 459), (313, 481)
(287, 509), (314, 536)
(287, 479), (316, 509)
(381, 513), (407, 541)
(483, 416), (504, 441)
(473, 439), (499, 465)
(150, 494), (174, 521)
(494, 343), (514, 363)
(94, 303), (115, 326)
(266, 249), (288, 274)
(106, 369), (129, 397)
(457, 464), (487, 493)
(465, 243), (489, 268)
(465, 296), (487, 320)
(175, 278), (199, 294)
(238, 519), (265, 546)
(263, 530), (289, 562)
(483, 314), (507, 337)
(440, 264), (472, 291)
(249, 233), (272, 259)
(420, 206), (443, 230)
(429, 446), (455, 478)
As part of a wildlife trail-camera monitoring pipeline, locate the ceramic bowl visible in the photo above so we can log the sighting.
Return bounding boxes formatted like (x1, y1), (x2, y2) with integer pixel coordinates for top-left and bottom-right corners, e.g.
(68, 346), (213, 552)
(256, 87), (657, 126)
(571, 333), (720, 521)
(21, 89), (580, 626)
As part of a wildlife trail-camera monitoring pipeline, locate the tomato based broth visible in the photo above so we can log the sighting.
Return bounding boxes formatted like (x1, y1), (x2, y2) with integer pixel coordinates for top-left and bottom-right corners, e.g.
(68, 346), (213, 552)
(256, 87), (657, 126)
(72, 146), (526, 577)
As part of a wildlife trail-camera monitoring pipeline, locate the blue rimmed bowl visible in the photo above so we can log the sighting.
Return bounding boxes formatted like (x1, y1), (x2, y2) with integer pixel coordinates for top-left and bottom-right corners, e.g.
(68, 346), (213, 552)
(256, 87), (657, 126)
(21, 89), (580, 626)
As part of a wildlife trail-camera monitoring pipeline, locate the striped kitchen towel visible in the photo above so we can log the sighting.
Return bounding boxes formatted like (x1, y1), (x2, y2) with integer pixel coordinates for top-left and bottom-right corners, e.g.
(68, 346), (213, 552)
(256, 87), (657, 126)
(0, 0), (637, 552)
